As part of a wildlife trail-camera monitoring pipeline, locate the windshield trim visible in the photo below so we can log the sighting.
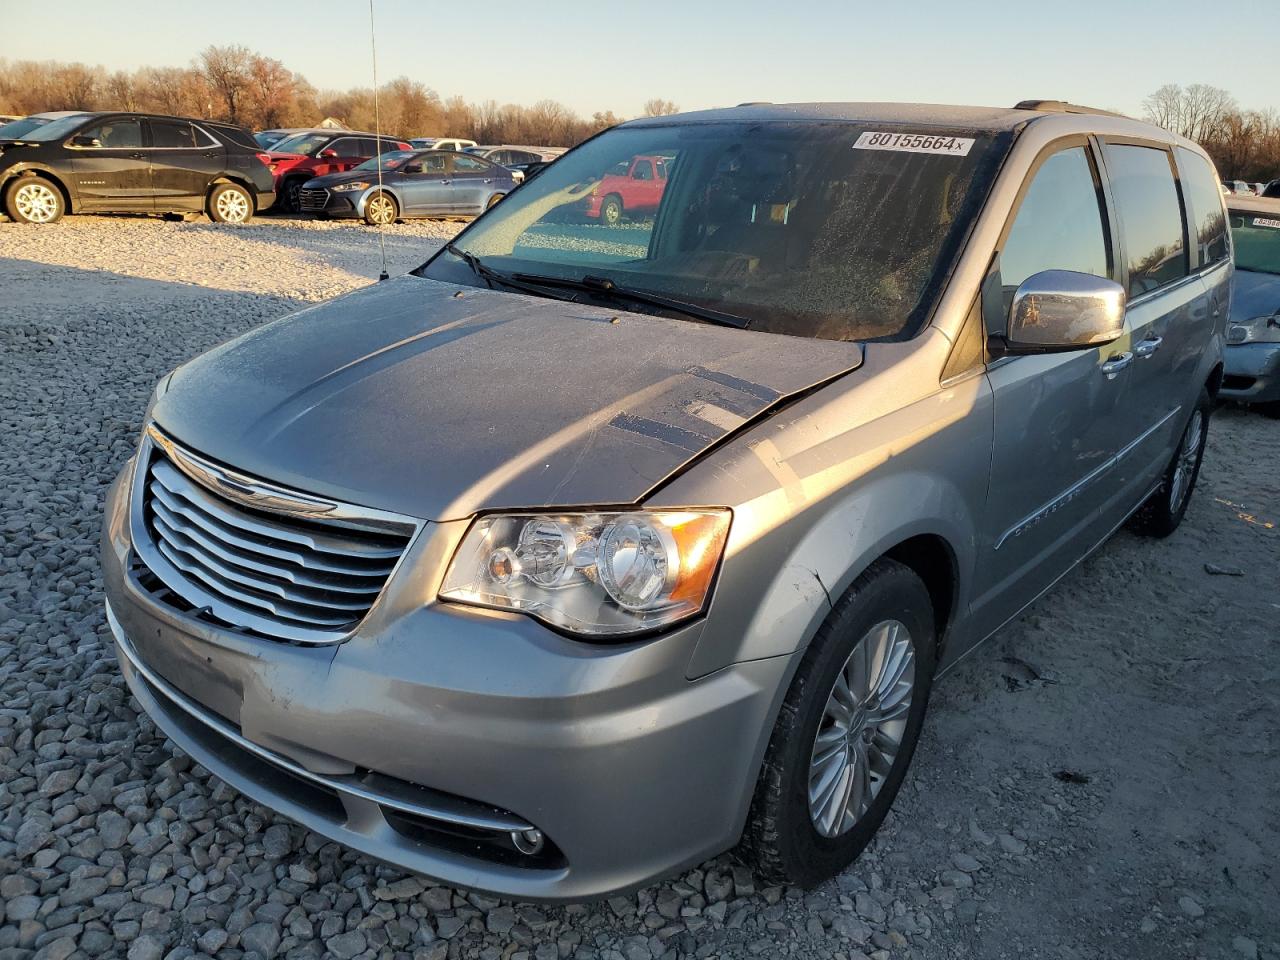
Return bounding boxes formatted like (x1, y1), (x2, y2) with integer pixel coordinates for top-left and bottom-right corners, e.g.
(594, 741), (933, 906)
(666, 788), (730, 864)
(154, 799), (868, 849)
(417, 119), (1017, 344)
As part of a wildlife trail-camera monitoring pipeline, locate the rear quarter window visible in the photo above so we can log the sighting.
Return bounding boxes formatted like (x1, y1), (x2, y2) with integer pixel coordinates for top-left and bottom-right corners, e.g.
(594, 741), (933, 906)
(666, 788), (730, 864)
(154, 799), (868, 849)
(1175, 147), (1229, 266)
(1102, 144), (1189, 297)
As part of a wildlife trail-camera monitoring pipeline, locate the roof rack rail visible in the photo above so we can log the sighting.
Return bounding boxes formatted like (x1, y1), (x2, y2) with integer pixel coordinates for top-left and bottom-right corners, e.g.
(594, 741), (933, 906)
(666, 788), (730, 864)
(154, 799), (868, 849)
(736, 101), (772, 107)
(1013, 100), (1129, 119)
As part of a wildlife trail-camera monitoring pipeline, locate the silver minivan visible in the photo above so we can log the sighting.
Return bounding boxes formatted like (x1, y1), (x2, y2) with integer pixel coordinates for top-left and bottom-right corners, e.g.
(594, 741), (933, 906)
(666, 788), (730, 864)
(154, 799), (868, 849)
(102, 100), (1229, 901)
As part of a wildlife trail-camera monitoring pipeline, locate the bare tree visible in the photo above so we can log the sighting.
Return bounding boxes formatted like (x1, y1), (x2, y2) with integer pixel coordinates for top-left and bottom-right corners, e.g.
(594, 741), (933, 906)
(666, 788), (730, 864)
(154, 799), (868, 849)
(199, 45), (253, 122)
(641, 98), (679, 117)
(1142, 83), (1235, 141)
(245, 54), (295, 128)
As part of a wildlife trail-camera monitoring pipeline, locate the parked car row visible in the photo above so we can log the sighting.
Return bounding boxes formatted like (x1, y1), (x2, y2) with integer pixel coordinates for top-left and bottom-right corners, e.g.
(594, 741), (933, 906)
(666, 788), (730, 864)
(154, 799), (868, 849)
(0, 108), (563, 224)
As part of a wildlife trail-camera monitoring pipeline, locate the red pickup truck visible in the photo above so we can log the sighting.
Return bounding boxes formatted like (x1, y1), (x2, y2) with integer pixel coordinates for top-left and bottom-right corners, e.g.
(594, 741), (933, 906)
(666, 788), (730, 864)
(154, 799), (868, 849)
(264, 130), (410, 211)
(585, 155), (669, 225)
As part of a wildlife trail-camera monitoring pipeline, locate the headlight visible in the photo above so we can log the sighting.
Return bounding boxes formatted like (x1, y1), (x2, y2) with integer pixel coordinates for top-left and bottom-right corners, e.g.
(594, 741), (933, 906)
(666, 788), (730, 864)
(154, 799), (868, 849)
(440, 510), (731, 638)
(331, 181), (370, 192)
(1227, 315), (1280, 344)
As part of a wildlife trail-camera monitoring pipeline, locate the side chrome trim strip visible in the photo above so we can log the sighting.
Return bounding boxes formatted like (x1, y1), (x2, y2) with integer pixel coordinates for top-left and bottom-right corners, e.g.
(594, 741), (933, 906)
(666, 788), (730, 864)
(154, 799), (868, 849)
(995, 405), (1182, 550)
(146, 424), (420, 535)
(107, 601), (534, 834)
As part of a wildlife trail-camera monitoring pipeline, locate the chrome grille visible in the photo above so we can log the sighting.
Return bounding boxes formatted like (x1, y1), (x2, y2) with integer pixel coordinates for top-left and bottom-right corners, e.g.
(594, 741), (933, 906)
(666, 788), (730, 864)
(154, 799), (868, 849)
(133, 429), (416, 644)
(298, 188), (329, 211)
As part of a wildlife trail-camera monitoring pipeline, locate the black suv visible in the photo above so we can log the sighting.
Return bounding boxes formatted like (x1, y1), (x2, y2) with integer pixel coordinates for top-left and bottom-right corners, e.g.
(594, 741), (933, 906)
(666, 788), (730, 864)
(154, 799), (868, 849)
(0, 112), (275, 224)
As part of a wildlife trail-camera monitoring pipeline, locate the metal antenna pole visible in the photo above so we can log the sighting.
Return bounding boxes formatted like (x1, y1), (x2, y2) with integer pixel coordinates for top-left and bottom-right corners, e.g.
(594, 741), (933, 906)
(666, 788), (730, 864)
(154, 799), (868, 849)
(369, 0), (390, 281)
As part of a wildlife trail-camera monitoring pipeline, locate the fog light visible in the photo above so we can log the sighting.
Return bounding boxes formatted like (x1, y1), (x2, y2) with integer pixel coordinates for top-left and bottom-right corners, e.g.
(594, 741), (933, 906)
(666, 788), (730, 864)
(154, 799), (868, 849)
(511, 829), (544, 855)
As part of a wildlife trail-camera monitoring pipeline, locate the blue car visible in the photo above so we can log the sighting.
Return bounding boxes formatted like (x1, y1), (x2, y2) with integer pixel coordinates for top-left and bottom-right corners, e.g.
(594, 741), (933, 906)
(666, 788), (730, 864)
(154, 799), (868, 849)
(1222, 197), (1280, 416)
(298, 150), (515, 224)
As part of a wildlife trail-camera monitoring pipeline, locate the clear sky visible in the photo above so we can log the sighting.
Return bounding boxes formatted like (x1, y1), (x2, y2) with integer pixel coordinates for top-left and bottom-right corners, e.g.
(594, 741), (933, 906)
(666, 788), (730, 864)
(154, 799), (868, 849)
(2, 0), (1275, 119)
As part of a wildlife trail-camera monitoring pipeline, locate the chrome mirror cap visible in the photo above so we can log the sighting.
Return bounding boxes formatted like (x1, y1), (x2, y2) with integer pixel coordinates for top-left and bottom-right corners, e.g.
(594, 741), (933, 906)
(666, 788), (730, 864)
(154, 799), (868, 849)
(1004, 269), (1126, 354)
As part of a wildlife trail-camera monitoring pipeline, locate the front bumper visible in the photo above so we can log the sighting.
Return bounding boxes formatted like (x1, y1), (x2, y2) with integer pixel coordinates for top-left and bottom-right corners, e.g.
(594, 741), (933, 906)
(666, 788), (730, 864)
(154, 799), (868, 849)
(1221, 342), (1280, 403)
(101, 461), (787, 901)
(298, 186), (360, 217)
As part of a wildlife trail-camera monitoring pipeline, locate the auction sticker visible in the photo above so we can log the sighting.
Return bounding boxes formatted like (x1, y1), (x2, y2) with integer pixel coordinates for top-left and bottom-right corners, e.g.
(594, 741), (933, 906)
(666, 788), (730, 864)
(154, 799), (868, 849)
(1253, 217), (1280, 229)
(853, 131), (974, 156)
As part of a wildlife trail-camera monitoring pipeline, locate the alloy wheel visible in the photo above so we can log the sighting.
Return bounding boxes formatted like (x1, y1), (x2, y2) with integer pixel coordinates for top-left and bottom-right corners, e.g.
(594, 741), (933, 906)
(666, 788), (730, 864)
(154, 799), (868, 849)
(368, 196), (395, 225)
(215, 189), (250, 223)
(1169, 409), (1203, 512)
(808, 619), (916, 838)
(14, 182), (59, 223)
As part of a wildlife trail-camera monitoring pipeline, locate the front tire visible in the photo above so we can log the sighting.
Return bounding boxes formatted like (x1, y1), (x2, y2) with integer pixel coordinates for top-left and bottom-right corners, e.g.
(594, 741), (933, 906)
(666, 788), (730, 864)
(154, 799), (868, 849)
(207, 183), (253, 224)
(1128, 388), (1211, 537)
(599, 194), (623, 226)
(281, 178), (306, 213)
(364, 191), (398, 225)
(6, 177), (65, 224)
(742, 559), (936, 887)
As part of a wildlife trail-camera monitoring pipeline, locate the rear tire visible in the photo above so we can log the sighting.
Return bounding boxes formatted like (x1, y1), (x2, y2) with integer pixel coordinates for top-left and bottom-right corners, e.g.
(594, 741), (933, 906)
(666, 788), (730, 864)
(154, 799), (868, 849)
(741, 559), (935, 887)
(6, 176), (65, 224)
(364, 191), (398, 226)
(486, 193), (505, 210)
(1128, 388), (1211, 537)
(207, 183), (253, 224)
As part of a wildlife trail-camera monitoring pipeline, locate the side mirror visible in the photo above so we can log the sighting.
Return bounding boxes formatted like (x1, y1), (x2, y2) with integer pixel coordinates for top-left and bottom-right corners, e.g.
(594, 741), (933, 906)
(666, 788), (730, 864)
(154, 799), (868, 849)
(994, 270), (1126, 355)
(70, 135), (100, 148)
(319, 148), (338, 159)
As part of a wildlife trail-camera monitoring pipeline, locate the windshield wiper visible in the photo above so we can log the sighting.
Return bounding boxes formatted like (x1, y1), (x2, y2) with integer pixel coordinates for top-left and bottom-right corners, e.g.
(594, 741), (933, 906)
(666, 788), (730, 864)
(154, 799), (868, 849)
(444, 243), (574, 300)
(510, 272), (752, 330)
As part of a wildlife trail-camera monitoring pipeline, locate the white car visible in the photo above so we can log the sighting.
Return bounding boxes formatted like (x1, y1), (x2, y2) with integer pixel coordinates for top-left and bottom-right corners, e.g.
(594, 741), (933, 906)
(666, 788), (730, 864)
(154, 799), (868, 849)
(408, 137), (477, 152)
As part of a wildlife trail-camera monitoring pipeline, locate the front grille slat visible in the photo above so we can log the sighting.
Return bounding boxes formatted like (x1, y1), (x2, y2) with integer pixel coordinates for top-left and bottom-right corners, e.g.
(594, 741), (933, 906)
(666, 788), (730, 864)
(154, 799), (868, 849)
(153, 517), (376, 612)
(156, 540), (357, 628)
(152, 460), (402, 560)
(299, 188), (329, 211)
(136, 433), (416, 643)
(150, 494), (392, 588)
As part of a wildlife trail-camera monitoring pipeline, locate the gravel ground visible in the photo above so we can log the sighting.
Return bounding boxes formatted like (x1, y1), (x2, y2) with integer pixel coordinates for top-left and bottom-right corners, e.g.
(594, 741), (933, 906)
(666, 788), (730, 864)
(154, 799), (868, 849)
(1, 215), (1277, 960)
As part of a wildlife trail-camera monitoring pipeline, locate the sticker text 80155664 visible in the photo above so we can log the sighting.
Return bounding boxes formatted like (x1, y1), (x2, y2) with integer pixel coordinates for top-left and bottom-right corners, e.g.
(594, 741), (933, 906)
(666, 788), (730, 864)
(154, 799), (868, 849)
(853, 131), (975, 156)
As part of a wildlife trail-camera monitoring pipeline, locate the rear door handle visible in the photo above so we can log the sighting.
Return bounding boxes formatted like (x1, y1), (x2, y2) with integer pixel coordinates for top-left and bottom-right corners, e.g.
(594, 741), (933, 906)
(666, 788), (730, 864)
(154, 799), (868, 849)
(1102, 352), (1133, 380)
(1134, 336), (1163, 359)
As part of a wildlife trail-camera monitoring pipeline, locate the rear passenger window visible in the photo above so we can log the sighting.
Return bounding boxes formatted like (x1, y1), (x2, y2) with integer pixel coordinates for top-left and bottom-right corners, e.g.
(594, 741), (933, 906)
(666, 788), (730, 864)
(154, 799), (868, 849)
(1000, 147), (1110, 300)
(1175, 147), (1228, 266)
(1103, 144), (1188, 296)
(151, 120), (198, 148)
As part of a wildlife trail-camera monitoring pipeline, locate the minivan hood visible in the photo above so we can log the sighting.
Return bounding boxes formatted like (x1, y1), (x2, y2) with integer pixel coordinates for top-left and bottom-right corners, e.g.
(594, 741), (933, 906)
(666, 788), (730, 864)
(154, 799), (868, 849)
(153, 276), (863, 520)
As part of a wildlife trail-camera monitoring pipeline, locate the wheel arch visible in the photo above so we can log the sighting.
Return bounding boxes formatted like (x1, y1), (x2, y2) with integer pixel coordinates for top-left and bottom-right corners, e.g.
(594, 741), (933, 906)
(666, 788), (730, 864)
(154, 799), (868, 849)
(208, 174), (259, 210)
(3, 166), (76, 214)
(1205, 360), (1224, 399)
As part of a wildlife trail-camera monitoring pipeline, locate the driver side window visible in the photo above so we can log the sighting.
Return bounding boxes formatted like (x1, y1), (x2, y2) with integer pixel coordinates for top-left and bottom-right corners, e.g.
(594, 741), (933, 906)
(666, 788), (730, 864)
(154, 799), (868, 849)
(999, 147), (1110, 314)
(79, 119), (143, 149)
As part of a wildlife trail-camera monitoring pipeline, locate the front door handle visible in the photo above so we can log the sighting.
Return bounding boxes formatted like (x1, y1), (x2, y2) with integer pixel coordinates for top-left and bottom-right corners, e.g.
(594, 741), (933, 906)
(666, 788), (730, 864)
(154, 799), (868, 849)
(1134, 336), (1163, 359)
(1102, 352), (1134, 380)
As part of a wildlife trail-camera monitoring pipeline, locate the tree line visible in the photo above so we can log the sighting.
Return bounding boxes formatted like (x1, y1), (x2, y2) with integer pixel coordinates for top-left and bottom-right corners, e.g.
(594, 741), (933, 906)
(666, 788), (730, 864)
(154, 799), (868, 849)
(1142, 84), (1279, 182)
(3, 54), (1276, 178)
(0, 48), (682, 146)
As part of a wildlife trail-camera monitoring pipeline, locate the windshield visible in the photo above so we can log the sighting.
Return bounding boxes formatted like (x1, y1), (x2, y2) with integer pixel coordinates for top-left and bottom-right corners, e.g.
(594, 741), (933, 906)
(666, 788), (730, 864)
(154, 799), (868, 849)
(423, 121), (1006, 341)
(271, 132), (330, 156)
(1230, 209), (1280, 275)
(254, 131), (284, 148)
(354, 150), (416, 172)
(0, 116), (57, 139)
(15, 115), (90, 142)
